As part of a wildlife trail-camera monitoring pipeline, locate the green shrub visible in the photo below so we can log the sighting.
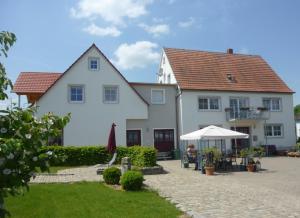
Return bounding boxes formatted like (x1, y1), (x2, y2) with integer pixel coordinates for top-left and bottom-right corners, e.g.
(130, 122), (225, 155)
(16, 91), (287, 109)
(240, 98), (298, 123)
(120, 171), (144, 191)
(103, 167), (121, 185)
(40, 145), (157, 167)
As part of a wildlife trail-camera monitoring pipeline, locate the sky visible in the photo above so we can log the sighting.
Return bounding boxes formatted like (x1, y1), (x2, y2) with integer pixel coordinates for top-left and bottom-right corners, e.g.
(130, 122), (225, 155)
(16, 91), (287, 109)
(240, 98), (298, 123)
(1, 0), (300, 108)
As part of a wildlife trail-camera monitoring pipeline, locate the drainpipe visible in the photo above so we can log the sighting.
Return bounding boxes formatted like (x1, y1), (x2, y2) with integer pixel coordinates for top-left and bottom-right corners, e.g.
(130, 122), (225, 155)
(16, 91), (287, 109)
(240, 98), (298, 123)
(175, 87), (182, 151)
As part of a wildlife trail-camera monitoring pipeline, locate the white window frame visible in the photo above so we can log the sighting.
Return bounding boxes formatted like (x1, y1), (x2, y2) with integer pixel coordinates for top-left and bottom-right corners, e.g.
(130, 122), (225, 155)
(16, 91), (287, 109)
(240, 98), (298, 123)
(68, 85), (85, 103)
(151, 89), (165, 104)
(103, 85), (119, 104)
(198, 96), (221, 111)
(264, 124), (284, 137)
(262, 97), (282, 111)
(88, 57), (100, 71)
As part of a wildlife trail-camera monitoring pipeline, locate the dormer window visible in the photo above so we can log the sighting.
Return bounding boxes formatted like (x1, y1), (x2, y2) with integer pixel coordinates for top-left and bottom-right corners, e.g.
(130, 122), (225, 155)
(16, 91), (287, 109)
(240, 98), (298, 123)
(89, 57), (99, 70)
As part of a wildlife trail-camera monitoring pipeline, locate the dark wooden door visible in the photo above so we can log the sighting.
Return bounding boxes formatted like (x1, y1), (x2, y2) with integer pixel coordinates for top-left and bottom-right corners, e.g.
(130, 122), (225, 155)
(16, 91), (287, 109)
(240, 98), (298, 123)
(231, 127), (250, 153)
(126, 130), (141, 147)
(154, 129), (174, 152)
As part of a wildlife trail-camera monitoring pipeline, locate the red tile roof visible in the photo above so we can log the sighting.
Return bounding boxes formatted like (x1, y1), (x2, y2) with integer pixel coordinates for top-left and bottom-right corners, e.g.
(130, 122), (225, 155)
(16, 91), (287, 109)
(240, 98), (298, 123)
(13, 72), (62, 94)
(164, 48), (293, 93)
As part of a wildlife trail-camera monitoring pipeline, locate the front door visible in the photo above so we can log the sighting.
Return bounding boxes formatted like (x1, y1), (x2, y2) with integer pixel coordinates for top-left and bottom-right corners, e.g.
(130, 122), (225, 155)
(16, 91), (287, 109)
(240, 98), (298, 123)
(231, 127), (250, 153)
(154, 129), (174, 152)
(126, 130), (141, 147)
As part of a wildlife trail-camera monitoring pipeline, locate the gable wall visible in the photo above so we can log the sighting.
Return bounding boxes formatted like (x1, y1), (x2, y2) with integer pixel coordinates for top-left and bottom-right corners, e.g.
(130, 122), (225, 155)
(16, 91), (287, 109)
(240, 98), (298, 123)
(36, 47), (148, 145)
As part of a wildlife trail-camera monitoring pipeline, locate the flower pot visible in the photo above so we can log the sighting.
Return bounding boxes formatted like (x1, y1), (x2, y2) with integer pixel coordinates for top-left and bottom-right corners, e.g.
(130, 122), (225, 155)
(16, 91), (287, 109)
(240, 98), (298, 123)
(205, 166), (214, 176)
(183, 162), (189, 168)
(247, 164), (255, 172)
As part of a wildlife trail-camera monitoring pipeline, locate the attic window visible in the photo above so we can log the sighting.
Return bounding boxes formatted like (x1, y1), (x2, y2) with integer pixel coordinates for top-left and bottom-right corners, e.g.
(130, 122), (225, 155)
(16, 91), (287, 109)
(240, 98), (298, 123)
(226, 73), (235, 82)
(89, 57), (99, 71)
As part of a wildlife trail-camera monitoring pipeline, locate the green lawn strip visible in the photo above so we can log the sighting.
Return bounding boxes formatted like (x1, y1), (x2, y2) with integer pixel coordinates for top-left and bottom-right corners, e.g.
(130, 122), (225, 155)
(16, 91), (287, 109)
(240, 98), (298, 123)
(6, 182), (181, 218)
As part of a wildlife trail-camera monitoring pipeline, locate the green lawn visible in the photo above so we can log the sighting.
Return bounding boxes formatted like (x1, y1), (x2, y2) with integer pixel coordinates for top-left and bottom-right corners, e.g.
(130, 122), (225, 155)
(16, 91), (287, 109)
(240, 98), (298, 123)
(6, 182), (181, 218)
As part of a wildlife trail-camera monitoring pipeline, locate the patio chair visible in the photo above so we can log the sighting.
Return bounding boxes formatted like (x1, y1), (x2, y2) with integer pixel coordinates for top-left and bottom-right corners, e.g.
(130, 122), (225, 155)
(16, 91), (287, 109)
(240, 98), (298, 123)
(96, 152), (117, 175)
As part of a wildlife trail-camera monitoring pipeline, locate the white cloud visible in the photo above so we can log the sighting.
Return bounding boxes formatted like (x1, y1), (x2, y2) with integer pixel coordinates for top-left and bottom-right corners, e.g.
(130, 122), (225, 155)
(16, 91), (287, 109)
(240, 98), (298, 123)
(70, 0), (153, 26)
(178, 17), (195, 28)
(83, 23), (121, 37)
(113, 41), (160, 70)
(139, 23), (170, 37)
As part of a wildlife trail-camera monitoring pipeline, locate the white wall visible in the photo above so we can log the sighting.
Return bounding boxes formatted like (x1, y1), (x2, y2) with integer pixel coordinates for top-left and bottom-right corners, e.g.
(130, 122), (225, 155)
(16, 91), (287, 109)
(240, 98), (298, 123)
(178, 90), (296, 150)
(296, 122), (300, 139)
(36, 46), (148, 146)
(157, 51), (177, 84)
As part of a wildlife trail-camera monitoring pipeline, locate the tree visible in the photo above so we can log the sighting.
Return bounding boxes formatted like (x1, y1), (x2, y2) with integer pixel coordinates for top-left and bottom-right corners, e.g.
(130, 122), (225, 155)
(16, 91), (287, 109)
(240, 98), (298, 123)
(294, 104), (300, 117)
(0, 31), (70, 217)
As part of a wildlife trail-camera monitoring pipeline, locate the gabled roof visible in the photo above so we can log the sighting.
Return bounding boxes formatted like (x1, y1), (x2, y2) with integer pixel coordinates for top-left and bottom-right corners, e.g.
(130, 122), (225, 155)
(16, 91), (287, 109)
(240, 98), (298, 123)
(13, 72), (62, 94)
(164, 47), (294, 93)
(13, 44), (148, 105)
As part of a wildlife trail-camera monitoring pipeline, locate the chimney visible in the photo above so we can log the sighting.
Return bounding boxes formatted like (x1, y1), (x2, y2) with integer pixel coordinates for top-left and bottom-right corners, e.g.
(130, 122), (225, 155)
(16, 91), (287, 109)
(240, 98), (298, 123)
(227, 48), (233, 54)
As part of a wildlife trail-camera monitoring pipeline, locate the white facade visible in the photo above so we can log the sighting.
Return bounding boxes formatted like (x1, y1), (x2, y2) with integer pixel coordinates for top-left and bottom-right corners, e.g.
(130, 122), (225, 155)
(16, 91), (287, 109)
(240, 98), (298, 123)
(36, 46), (148, 145)
(296, 121), (300, 140)
(177, 90), (296, 150)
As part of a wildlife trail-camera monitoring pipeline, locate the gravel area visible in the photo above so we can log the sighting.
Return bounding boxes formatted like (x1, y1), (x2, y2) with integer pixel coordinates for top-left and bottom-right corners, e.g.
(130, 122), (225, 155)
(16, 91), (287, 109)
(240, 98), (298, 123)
(144, 157), (300, 218)
(30, 165), (101, 183)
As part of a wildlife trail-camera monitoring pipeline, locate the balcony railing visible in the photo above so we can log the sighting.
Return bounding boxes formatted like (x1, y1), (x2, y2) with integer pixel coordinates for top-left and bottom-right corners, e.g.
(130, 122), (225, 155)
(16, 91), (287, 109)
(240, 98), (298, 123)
(225, 107), (269, 121)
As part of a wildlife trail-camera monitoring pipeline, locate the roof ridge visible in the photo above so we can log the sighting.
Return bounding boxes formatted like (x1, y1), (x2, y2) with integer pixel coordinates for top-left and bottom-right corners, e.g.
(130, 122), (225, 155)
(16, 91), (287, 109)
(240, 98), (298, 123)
(163, 47), (260, 57)
(20, 72), (62, 74)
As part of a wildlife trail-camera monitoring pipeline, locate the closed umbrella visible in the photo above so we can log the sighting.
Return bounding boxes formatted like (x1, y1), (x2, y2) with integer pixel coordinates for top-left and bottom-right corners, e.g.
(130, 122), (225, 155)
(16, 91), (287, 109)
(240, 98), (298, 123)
(107, 123), (116, 154)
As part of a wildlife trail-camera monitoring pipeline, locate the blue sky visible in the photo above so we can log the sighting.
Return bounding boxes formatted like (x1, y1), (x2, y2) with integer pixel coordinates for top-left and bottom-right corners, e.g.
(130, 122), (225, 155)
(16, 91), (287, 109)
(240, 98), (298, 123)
(1, 0), (300, 107)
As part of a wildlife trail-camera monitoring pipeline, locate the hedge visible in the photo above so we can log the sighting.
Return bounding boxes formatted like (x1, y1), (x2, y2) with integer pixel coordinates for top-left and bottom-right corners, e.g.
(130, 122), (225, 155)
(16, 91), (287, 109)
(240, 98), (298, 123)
(40, 145), (157, 167)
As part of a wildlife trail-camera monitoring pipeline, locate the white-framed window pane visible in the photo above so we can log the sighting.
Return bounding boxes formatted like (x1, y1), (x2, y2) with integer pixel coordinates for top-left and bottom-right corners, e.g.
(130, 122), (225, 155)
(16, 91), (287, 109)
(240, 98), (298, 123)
(271, 98), (280, 111)
(265, 125), (273, 136)
(210, 98), (219, 110)
(198, 98), (208, 110)
(69, 86), (84, 102)
(152, 90), (164, 104)
(263, 99), (271, 110)
(104, 86), (118, 103)
(89, 58), (99, 70)
(273, 125), (282, 136)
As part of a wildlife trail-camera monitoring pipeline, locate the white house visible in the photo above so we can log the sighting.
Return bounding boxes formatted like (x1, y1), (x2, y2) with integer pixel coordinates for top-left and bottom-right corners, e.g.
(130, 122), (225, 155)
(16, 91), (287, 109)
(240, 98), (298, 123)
(13, 45), (296, 154)
(158, 47), (296, 151)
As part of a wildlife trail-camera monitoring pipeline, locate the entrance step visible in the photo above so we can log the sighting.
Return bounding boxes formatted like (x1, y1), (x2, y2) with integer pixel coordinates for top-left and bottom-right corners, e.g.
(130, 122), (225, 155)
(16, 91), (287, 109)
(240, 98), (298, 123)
(157, 152), (172, 160)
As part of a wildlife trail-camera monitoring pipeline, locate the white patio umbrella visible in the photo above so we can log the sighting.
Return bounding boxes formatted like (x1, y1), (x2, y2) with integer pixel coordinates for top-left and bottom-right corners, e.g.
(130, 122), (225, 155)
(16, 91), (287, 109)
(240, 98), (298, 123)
(180, 125), (249, 141)
(180, 125), (249, 171)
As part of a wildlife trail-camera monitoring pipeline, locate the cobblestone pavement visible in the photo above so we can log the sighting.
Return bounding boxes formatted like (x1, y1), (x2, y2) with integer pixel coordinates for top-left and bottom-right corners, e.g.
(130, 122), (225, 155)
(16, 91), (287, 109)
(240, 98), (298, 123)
(144, 157), (300, 218)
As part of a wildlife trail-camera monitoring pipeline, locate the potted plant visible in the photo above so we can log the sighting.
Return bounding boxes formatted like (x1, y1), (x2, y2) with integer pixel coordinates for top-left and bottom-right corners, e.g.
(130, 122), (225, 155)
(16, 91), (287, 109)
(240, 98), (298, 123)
(246, 157), (256, 172)
(203, 147), (221, 176)
(239, 148), (248, 171)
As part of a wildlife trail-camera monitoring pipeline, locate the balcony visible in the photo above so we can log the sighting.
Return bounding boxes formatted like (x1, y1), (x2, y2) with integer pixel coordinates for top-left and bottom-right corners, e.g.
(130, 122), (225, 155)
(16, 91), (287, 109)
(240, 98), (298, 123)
(225, 107), (269, 121)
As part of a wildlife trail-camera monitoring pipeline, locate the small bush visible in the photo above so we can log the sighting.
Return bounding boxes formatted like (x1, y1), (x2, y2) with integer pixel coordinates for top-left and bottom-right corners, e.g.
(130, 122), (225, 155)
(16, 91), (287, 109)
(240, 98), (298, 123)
(120, 171), (144, 191)
(103, 167), (121, 185)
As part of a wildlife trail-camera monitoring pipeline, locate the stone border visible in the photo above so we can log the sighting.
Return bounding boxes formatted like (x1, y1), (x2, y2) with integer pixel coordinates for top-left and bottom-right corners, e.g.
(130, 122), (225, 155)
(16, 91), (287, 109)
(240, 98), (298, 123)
(141, 165), (165, 175)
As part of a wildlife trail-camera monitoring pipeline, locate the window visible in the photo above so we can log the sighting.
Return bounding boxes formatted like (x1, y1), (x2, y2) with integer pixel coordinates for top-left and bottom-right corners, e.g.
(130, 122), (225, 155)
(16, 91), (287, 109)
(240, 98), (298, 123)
(198, 97), (220, 110)
(264, 124), (283, 137)
(151, 89), (165, 104)
(263, 98), (281, 111)
(103, 86), (119, 103)
(89, 57), (99, 70)
(167, 74), (171, 83)
(69, 85), (84, 103)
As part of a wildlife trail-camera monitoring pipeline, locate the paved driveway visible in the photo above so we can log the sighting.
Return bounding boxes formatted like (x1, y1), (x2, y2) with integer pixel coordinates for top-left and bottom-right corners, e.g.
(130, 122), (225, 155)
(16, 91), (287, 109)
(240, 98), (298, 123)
(144, 157), (300, 218)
